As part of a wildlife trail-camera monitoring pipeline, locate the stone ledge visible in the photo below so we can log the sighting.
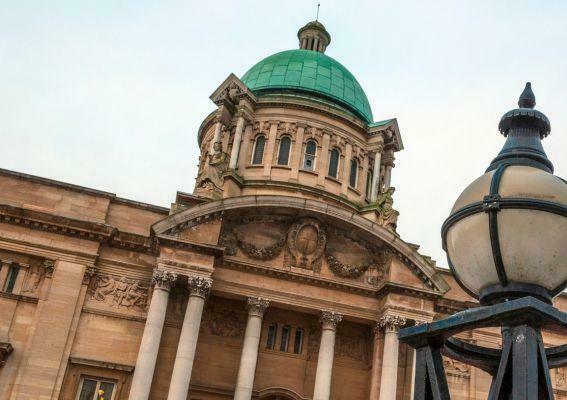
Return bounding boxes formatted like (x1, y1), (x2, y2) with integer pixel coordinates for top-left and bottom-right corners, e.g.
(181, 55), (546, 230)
(69, 356), (134, 372)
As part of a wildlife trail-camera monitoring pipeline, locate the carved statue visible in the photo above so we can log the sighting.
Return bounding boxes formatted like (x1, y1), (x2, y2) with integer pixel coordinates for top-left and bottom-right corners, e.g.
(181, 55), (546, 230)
(376, 187), (399, 231)
(195, 141), (229, 192)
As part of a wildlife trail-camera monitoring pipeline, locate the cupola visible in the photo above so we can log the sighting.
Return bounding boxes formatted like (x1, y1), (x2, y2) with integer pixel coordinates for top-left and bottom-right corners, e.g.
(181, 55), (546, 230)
(297, 20), (331, 53)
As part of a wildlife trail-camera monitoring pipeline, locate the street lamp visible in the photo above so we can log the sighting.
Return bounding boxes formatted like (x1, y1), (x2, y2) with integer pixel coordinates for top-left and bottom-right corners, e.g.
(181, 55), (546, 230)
(399, 83), (567, 400)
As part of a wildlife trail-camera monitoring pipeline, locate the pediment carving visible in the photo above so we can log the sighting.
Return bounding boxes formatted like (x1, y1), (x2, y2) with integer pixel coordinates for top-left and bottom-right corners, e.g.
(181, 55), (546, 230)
(218, 216), (390, 283)
(209, 73), (257, 106)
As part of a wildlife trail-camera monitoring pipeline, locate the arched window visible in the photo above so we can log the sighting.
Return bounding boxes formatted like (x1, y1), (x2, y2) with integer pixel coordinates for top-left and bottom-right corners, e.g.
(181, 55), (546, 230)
(252, 135), (266, 165)
(349, 159), (358, 188)
(303, 141), (317, 171)
(327, 148), (340, 178)
(277, 136), (292, 166)
(293, 328), (304, 354)
(280, 325), (291, 352)
(266, 323), (277, 350)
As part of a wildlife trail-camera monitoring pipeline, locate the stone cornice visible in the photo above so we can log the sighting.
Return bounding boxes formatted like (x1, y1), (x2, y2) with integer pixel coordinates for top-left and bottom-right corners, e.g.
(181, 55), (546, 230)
(0, 203), (115, 242)
(0, 202), (161, 255)
(222, 256), (378, 296)
(0, 235), (97, 264)
(153, 234), (224, 256)
(69, 357), (134, 372)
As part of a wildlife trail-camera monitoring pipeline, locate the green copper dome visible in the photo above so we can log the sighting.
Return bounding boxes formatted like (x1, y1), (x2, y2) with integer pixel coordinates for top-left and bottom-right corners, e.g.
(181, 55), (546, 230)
(241, 49), (374, 123)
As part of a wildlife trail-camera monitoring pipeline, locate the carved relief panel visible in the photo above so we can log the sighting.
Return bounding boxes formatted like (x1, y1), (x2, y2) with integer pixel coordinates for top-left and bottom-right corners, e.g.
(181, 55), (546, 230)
(219, 215), (392, 287)
(86, 274), (150, 313)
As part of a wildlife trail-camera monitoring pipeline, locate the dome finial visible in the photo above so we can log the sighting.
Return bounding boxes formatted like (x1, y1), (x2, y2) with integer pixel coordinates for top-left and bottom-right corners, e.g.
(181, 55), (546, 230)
(298, 20), (331, 53)
(519, 82), (536, 109)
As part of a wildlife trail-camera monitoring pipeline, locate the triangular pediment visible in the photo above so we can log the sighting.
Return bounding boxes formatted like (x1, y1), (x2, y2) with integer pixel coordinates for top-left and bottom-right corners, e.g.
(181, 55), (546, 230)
(209, 73), (257, 106)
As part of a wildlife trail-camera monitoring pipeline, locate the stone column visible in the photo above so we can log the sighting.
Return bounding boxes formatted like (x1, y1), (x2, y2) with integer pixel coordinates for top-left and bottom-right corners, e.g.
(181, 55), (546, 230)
(263, 121), (279, 177)
(368, 324), (383, 400)
(238, 124), (253, 174)
(129, 270), (177, 400)
(382, 150), (395, 191)
(317, 131), (331, 187)
(290, 123), (306, 180)
(234, 297), (270, 400)
(229, 116), (245, 169)
(313, 310), (343, 400)
(340, 142), (353, 195)
(377, 315), (406, 400)
(209, 121), (222, 155)
(370, 145), (384, 202)
(167, 276), (212, 400)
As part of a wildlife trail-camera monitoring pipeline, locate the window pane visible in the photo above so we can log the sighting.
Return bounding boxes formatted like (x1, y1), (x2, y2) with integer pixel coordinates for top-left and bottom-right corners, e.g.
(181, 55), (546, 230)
(97, 381), (115, 400)
(305, 141), (316, 155)
(294, 328), (304, 354)
(277, 137), (291, 166)
(266, 323), (277, 350)
(280, 326), (290, 352)
(349, 159), (358, 188)
(4, 265), (19, 293)
(328, 149), (339, 178)
(78, 379), (97, 400)
(252, 136), (266, 164)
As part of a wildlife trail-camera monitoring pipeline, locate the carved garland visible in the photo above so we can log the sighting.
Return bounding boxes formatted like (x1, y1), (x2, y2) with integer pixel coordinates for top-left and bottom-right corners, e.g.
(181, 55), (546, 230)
(325, 254), (377, 278)
(236, 235), (286, 260)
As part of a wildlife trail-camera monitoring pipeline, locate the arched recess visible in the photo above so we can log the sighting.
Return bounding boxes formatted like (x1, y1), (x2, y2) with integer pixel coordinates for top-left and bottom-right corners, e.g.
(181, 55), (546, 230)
(151, 195), (450, 294)
(258, 387), (305, 400)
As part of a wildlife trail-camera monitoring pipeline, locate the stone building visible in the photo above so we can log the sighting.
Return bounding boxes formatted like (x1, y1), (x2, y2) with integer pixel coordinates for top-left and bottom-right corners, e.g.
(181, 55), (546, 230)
(1, 20), (567, 400)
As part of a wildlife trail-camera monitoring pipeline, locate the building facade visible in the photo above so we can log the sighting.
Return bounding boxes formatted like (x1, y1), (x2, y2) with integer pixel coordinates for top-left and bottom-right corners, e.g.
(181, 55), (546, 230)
(1, 20), (567, 400)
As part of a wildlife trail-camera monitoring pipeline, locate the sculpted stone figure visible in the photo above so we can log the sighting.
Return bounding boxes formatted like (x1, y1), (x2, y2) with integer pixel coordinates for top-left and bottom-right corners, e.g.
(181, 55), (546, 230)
(376, 187), (399, 231)
(196, 141), (229, 192)
(90, 275), (148, 311)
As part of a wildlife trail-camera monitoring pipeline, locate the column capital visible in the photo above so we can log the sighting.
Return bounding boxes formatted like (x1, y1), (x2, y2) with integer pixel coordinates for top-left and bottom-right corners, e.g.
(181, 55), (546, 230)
(43, 260), (55, 277)
(320, 310), (343, 331)
(152, 269), (177, 292)
(82, 265), (97, 285)
(246, 297), (269, 317)
(372, 143), (385, 154)
(187, 276), (212, 299)
(376, 314), (407, 334)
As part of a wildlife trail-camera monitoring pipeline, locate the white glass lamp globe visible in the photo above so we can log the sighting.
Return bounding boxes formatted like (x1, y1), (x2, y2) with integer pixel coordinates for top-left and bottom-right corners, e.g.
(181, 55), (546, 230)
(442, 83), (567, 304)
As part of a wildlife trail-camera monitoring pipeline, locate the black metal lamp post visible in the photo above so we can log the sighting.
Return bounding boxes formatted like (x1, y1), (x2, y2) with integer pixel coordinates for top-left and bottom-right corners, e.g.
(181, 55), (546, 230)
(399, 83), (567, 400)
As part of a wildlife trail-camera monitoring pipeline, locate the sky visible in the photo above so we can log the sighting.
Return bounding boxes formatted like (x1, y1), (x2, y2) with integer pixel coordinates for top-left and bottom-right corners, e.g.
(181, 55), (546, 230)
(1, 0), (567, 265)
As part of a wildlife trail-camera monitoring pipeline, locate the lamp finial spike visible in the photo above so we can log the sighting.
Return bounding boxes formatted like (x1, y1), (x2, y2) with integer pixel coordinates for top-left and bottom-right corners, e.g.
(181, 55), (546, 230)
(518, 82), (536, 109)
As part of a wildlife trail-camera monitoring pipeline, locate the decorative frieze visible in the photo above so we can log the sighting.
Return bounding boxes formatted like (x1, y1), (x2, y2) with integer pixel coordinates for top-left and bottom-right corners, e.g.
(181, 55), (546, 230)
(188, 276), (212, 299)
(152, 269), (177, 292)
(89, 274), (149, 311)
(246, 297), (270, 317)
(320, 310), (343, 331)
